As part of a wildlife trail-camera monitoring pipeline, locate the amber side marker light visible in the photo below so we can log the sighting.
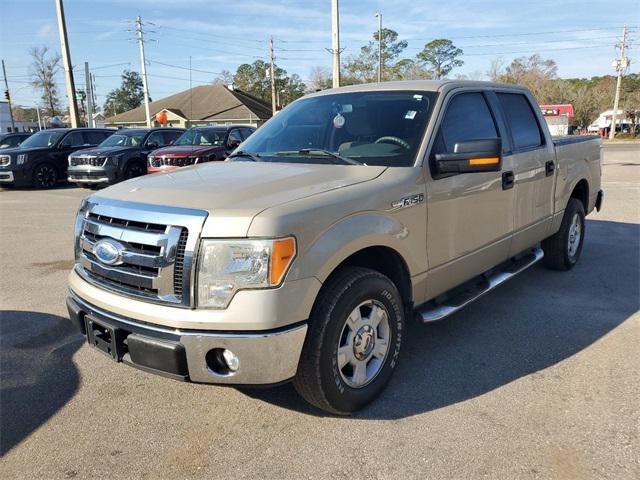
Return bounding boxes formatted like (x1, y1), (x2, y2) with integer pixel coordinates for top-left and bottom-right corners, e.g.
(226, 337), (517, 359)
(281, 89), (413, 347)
(270, 237), (296, 285)
(469, 157), (500, 166)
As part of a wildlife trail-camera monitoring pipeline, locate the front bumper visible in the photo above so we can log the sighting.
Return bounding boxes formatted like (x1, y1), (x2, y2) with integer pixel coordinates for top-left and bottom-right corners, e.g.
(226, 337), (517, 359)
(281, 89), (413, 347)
(67, 290), (307, 385)
(147, 165), (178, 174)
(68, 165), (117, 185)
(0, 170), (14, 183)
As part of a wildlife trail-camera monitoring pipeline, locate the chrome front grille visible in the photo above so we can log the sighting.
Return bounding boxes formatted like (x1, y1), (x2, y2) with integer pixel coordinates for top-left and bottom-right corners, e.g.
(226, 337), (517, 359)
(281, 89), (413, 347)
(149, 156), (198, 168)
(0, 155), (10, 167)
(70, 155), (107, 167)
(74, 197), (208, 307)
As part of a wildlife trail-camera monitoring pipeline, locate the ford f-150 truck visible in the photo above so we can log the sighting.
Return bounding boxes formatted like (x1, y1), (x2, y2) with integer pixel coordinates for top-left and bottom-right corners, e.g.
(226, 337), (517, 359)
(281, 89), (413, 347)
(67, 81), (603, 414)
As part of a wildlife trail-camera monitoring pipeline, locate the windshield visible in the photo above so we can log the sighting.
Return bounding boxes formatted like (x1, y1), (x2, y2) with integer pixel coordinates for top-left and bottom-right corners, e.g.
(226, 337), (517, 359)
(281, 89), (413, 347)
(174, 128), (226, 146)
(99, 132), (146, 147)
(19, 130), (65, 148)
(237, 90), (437, 166)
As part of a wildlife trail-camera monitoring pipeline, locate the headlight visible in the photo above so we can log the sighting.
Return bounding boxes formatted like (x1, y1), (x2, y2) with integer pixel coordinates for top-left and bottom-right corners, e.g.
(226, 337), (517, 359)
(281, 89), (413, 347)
(196, 237), (296, 309)
(17, 154), (28, 165)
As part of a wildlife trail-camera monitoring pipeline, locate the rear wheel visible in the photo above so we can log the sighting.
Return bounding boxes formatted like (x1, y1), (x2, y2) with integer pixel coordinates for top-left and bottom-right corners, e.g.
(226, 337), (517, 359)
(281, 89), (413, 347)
(293, 267), (404, 414)
(32, 163), (58, 189)
(542, 198), (585, 270)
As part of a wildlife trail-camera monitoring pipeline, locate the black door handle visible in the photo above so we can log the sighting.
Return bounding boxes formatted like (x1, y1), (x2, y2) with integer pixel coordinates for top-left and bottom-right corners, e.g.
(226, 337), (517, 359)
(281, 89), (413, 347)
(502, 171), (514, 190)
(545, 160), (555, 176)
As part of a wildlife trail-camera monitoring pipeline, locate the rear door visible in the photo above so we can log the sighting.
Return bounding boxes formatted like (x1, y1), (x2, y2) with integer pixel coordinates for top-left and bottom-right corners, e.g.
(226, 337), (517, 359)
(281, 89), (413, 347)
(53, 130), (86, 174)
(425, 89), (515, 299)
(495, 91), (556, 255)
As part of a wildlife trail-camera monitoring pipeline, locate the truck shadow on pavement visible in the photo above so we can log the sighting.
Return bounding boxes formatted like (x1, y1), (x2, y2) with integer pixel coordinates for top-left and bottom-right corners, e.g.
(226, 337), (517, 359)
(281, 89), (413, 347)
(244, 219), (640, 418)
(0, 311), (83, 455)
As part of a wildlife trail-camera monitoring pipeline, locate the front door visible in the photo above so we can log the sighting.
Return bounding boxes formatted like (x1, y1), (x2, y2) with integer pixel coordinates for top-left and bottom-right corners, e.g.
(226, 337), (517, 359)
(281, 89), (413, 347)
(425, 90), (515, 299)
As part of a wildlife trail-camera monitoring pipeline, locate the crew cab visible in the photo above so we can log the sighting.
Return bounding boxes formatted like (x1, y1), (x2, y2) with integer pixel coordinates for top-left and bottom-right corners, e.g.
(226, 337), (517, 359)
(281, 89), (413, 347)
(68, 128), (184, 188)
(147, 125), (255, 174)
(66, 81), (602, 414)
(0, 132), (31, 149)
(0, 128), (113, 188)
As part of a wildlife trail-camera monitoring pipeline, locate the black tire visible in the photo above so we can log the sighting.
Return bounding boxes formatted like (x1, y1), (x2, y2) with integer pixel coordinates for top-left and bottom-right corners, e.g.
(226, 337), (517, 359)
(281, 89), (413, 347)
(293, 267), (404, 415)
(123, 161), (146, 180)
(542, 198), (586, 271)
(32, 163), (58, 189)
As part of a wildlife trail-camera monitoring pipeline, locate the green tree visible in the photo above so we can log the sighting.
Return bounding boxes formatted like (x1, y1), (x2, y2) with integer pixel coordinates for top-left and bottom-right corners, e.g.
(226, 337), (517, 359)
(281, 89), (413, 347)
(417, 39), (464, 79)
(232, 60), (305, 107)
(29, 46), (61, 117)
(343, 28), (408, 82)
(103, 70), (147, 115)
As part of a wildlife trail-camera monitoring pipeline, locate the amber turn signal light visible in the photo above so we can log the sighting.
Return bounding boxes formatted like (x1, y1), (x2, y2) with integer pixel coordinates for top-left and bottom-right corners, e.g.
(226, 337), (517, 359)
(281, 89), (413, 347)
(469, 157), (500, 166)
(270, 237), (296, 285)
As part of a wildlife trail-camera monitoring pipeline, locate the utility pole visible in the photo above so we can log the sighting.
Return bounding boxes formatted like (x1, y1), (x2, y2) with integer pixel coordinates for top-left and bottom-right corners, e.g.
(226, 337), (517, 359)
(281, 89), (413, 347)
(35, 105), (42, 130)
(375, 13), (382, 82)
(136, 16), (152, 127)
(2, 60), (15, 131)
(269, 36), (276, 115)
(331, 0), (341, 88)
(609, 25), (629, 140)
(55, 0), (80, 127)
(90, 73), (97, 115)
(84, 62), (94, 128)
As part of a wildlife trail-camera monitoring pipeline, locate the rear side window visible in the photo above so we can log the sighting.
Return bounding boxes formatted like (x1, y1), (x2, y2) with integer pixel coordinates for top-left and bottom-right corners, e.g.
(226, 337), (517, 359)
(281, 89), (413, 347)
(497, 93), (542, 150)
(85, 131), (110, 145)
(434, 92), (498, 154)
(64, 131), (85, 147)
(240, 128), (255, 140)
(162, 130), (182, 145)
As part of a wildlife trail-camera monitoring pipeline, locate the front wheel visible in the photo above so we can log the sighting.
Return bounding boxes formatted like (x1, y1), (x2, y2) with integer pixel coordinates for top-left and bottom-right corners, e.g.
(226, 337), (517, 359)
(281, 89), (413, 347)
(542, 198), (586, 270)
(293, 267), (404, 414)
(124, 161), (146, 180)
(32, 163), (58, 189)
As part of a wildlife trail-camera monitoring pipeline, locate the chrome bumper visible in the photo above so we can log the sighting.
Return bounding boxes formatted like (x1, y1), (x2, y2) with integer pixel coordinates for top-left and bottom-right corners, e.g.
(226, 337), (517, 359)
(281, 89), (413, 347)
(68, 290), (307, 385)
(68, 176), (110, 184)
(0, 171), (14, 183)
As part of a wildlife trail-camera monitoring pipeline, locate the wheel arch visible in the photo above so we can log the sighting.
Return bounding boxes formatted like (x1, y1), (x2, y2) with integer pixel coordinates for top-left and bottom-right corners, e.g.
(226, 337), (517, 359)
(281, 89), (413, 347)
(570, 178), (589, 212)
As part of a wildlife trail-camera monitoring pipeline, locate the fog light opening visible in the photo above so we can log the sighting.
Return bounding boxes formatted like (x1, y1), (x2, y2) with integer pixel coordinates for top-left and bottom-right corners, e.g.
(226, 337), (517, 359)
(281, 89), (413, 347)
(206, 348), (240, 376)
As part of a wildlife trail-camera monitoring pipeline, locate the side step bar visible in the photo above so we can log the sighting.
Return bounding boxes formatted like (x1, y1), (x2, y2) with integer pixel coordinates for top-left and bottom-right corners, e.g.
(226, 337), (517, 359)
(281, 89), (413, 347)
(417, 247), (544, 323)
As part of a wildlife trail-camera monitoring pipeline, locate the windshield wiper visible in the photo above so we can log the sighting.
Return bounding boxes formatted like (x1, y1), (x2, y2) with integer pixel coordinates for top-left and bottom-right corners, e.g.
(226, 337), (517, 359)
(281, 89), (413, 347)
(227, 150), (263, 162)
(275, 149), (364, 165)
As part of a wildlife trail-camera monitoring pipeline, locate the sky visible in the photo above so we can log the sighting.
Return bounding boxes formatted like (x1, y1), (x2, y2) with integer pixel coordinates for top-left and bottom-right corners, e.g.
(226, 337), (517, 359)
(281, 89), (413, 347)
(1, 0), (639, 110)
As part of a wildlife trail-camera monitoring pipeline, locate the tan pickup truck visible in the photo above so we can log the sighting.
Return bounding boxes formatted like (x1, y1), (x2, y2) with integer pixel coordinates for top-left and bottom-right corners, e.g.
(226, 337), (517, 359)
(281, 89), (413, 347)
(67, 80), (603, 414)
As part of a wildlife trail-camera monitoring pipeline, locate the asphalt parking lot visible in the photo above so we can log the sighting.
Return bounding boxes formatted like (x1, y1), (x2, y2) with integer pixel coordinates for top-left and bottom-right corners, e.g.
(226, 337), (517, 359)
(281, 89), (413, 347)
(1, 143), (638, 479)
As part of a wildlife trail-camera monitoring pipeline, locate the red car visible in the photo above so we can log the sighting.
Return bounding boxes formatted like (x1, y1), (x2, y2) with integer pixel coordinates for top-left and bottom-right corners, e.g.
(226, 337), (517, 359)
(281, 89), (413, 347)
(147, 125), (255, 174)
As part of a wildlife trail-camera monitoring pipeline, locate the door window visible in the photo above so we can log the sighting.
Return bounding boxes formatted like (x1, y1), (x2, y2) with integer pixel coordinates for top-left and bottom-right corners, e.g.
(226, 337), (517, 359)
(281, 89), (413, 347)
(227, 129), (243, 148)
(240, 127), (255, 140)
(145, 131), (164, 147)
(85, 131), (109, 145)
(434, 92), (498, 155)
(162, 130), (183, 145)
(63, 131), (85, 147)
(496, 93), (542, 150)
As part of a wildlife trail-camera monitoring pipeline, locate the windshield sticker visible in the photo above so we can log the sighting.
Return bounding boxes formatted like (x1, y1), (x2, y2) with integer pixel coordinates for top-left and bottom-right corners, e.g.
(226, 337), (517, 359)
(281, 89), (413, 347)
(405, 110), (417, 120)
(341, 104), (353, 113)
(413, 94), (423, 101)
(333, 113), (346, 129)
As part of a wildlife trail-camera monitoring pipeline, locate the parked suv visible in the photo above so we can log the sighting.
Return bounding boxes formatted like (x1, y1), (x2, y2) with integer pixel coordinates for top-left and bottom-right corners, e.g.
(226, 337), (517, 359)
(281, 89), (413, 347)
(68, 128), (184, 188)
(0, 132), (31, 149)
(0, 128), (113, 188)
(147, 125), (255, 174)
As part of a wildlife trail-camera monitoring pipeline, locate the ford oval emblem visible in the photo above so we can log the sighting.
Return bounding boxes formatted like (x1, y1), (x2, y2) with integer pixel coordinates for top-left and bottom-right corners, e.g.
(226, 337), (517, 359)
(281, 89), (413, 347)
(93, 239), (124, 266)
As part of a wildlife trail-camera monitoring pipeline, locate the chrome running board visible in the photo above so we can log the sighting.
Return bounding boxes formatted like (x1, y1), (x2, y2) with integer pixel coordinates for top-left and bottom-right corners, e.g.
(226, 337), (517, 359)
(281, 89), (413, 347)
(417, 247), (544, 323)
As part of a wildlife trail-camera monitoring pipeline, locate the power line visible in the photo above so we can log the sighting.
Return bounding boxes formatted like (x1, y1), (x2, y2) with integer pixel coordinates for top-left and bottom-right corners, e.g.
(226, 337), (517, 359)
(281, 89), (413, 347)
(148, 59), (223, 75)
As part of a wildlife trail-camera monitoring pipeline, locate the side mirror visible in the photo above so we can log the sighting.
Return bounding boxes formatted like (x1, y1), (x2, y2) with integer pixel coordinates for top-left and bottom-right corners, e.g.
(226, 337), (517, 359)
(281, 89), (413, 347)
(435, 138), (502, 174)
(146, 142), (159, 149)
(58, 142), (71, 150)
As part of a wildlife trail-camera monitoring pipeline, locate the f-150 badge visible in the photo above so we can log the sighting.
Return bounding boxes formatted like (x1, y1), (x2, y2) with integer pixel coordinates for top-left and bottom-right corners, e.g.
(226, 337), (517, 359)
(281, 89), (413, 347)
(391, 193), (424, 210)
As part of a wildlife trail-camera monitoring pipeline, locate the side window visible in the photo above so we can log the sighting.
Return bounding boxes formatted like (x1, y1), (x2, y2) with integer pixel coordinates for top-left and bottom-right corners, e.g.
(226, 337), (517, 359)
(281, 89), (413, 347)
(146, 131), (164, 146)
(7, 136), (21, 147)
(434, 92), (498, 155)
(496, 93), (542, 150)
(240, 128), (255, 140)
(227, 129), (242, 147)
(85, 131), (107, 145)
(162, 130), (182, 145)
(63, 131), (85, 147)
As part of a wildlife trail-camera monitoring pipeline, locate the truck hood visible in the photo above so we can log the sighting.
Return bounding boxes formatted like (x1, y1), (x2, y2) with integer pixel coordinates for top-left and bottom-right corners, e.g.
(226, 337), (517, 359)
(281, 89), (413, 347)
(150, 145), (221, 157)
(94, 161), (386, 236)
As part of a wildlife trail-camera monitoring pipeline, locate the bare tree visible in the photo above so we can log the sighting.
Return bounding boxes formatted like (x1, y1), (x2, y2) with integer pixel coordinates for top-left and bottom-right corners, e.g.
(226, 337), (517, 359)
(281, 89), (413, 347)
(212, 70), (235, 86)
(30, 46), (61, 118)
(307, 66), (332, 92)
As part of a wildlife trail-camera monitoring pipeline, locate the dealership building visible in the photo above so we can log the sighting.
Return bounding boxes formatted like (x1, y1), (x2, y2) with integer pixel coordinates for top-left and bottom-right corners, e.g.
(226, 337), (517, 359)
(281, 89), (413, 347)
(539, 104), (575, 136)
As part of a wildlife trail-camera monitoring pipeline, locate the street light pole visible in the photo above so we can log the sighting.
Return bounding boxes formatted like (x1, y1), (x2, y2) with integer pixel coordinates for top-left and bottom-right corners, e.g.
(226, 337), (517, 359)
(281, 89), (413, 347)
(54, 0), (80, 127)
(375, 13), (382, 82)
(136, 16), (152, 128)
(331, 0), (341, 88)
